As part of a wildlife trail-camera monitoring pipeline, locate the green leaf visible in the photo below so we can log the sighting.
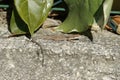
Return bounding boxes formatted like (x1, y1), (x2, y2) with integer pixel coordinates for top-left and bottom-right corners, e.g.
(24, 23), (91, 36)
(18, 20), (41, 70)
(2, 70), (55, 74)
(94, 0), (113, 28)
(14, 0), (53, 35)
(56, 0), (112, 33)
(10, 7), (29, 35)
(103, 0), (113, 27)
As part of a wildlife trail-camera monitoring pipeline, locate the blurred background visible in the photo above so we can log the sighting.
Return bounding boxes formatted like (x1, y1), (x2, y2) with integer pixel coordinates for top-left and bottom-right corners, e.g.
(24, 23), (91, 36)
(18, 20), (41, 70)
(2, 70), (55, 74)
(112, 0), (120, 11)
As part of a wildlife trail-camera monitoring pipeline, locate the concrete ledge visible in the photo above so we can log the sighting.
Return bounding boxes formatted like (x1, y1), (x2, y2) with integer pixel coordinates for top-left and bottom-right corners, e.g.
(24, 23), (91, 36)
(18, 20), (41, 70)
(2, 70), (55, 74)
(0, 12), (120, 80)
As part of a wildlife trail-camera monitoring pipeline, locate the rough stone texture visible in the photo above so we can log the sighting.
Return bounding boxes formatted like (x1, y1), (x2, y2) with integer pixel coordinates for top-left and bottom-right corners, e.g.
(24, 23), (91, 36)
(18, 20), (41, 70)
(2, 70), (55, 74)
(0, 12), (120, 80)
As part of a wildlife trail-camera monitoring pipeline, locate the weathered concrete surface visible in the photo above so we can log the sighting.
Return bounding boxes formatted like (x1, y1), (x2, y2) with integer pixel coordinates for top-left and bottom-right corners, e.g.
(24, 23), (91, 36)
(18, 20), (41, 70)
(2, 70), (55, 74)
(0, 13), (120, 80)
